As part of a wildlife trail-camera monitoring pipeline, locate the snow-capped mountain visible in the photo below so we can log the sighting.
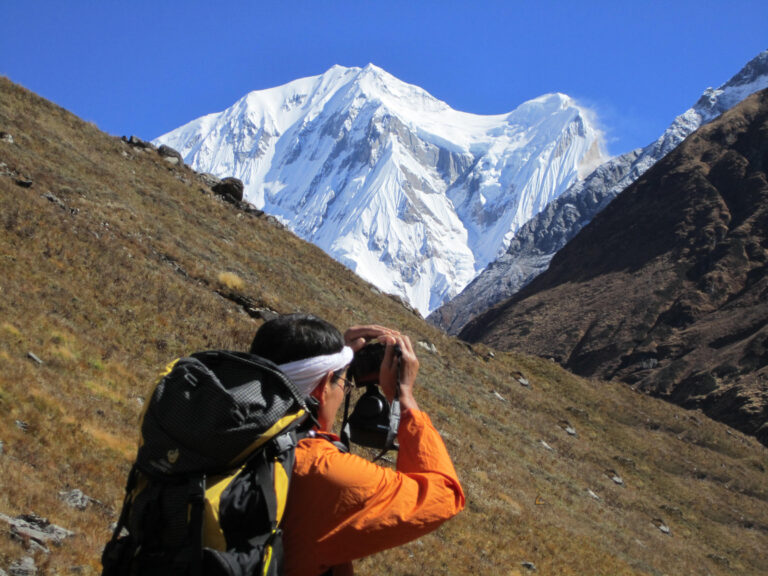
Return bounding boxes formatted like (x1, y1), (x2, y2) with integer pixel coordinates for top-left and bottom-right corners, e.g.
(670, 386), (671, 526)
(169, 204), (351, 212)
(154, 64), (606, 314)
(429, 49), (768, 334)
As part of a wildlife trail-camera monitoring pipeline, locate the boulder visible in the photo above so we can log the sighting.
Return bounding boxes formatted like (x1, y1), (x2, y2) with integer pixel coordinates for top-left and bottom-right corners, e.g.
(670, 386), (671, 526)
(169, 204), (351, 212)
(42, 193), (66, 211)
(59, 488), (98, 510)
(243, 203), (265, 217)
(198, 172), (222, 189)
(122, 135), (156, 151)
(212, 177), (244, 203)
(8, 557), (35, 576)
(0, 512), (74, 553)
(254, 308), (279, 322)
(157, 145), (184, 166)
(417, 340), (438, 354)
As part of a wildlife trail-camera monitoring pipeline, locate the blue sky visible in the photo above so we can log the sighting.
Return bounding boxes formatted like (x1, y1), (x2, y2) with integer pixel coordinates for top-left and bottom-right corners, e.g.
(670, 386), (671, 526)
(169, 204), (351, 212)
(1, 1), (766, 156)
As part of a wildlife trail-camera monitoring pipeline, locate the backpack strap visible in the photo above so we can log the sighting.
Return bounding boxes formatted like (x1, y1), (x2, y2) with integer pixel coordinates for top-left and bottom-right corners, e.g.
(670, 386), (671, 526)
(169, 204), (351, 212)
(113, 464), (138, 538)
(305, 430), (349, 454)
(339, 388), (353, 451)
(101, 465), (139, 575)
(244, 431), (297, 576)
(372, 395), (400, 463)
(185, 475), (206, 576)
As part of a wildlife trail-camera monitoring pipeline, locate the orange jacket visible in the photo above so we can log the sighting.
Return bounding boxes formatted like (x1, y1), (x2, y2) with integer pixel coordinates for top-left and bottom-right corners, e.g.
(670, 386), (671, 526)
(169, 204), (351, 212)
(281, 409), (465, 576)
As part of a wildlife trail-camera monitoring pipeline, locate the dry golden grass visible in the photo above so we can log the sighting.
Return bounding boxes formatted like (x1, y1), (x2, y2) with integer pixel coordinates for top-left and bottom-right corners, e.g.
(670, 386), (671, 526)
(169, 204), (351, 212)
(1, 76), (767, 575)
(218, 271), (245, 291)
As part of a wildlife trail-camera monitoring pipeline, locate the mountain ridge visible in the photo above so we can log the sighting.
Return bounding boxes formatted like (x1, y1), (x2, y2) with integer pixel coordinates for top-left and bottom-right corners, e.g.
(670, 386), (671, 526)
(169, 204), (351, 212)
(431, 49), (768, 334)
(155, 64), (606, 314)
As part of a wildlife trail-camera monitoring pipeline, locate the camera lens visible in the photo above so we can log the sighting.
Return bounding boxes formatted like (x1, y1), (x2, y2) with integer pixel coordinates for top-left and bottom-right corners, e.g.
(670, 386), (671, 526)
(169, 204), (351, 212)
(348, 342), (387, 386)
(355, 394), (386, 419)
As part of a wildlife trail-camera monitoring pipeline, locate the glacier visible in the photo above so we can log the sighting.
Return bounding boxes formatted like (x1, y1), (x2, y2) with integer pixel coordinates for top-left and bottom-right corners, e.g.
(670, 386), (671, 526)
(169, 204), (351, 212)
(154, 64), (607, 314)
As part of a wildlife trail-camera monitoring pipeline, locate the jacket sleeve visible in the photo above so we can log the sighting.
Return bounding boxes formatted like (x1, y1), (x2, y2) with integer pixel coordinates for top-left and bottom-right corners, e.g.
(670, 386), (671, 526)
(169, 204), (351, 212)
(304, 409), (465, 568)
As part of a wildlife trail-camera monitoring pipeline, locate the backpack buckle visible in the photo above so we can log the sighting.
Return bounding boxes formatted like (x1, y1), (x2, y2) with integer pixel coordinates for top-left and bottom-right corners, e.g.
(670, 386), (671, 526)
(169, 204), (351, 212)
(272, 432), (296, 454)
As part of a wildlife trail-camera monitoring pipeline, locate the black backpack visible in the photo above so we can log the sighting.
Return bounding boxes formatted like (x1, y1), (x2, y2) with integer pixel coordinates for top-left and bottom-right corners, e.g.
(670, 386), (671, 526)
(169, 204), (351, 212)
(101, 350), (311, 576)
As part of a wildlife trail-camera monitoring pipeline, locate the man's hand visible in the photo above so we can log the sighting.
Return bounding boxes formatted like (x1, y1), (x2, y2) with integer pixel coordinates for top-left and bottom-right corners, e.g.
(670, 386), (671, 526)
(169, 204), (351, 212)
(380, 334), (420, 414)
(344, 325), (399, 352)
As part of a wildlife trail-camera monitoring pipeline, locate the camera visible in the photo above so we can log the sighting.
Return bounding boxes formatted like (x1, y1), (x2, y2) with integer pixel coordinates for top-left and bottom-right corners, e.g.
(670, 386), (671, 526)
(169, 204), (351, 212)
(347, 341), (399, 386)
(343, 341), (401, 451)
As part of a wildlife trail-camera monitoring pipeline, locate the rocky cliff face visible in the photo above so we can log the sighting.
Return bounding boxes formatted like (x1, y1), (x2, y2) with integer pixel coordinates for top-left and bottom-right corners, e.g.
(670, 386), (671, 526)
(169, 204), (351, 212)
(461, 88), (768, 445)
(431, 50), (768, 334)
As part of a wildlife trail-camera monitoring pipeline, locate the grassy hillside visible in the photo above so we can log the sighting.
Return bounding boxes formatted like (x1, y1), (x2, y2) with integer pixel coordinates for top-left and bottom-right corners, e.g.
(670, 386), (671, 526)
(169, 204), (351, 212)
(1, 77), (767, 575)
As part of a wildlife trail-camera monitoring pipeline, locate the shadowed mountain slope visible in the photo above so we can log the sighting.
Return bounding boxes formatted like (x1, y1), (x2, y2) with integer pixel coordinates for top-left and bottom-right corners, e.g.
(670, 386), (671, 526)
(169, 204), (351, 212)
(461, 89), (768, 447)
(1, 77), (767, 575)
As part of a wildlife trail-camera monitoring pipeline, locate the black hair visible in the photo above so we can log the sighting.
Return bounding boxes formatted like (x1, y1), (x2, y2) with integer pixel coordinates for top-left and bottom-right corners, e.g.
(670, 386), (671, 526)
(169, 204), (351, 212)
(249, 313), (344, 364)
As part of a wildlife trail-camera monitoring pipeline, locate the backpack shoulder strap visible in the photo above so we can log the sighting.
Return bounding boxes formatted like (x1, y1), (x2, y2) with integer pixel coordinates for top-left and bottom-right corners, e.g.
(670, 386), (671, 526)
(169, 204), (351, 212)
(101, 465), (139, 574)
(303, 430), (349, 454)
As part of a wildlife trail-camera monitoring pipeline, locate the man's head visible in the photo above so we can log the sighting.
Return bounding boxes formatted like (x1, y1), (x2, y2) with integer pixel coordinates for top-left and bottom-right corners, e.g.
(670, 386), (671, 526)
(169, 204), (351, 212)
(250, 313), (344, 363)
(250, 313), (351, 430)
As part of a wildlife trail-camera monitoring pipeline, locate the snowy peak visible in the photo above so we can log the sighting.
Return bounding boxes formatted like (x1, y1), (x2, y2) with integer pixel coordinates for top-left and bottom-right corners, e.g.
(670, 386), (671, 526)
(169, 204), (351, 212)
(155, 65), (607, 314)
(718, 49), (768, 91)
(657, 50), (768, 157)
(353, 64), (446, 110)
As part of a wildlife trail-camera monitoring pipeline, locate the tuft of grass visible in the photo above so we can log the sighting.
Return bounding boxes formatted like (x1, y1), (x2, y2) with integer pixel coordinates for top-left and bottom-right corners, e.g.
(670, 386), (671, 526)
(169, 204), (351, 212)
(218, 271), (245, 291)
(1, 322), (22, 339)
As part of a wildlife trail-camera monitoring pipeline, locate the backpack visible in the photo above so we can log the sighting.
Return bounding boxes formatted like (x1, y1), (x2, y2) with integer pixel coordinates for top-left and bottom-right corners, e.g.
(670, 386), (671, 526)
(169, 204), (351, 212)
(101, 350), (311, 576)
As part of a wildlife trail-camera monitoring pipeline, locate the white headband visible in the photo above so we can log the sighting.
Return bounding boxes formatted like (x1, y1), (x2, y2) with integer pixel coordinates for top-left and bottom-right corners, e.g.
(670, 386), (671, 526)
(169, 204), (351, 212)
(279, 346), (354, 398)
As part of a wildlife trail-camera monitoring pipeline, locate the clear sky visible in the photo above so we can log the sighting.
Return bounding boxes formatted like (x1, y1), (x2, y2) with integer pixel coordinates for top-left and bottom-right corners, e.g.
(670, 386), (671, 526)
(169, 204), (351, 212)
(1, 1), (766, 156)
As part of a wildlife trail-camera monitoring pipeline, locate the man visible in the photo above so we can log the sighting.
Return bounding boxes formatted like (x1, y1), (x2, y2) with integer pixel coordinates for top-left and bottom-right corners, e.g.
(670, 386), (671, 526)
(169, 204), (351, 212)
(249, 314), (465, 576)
